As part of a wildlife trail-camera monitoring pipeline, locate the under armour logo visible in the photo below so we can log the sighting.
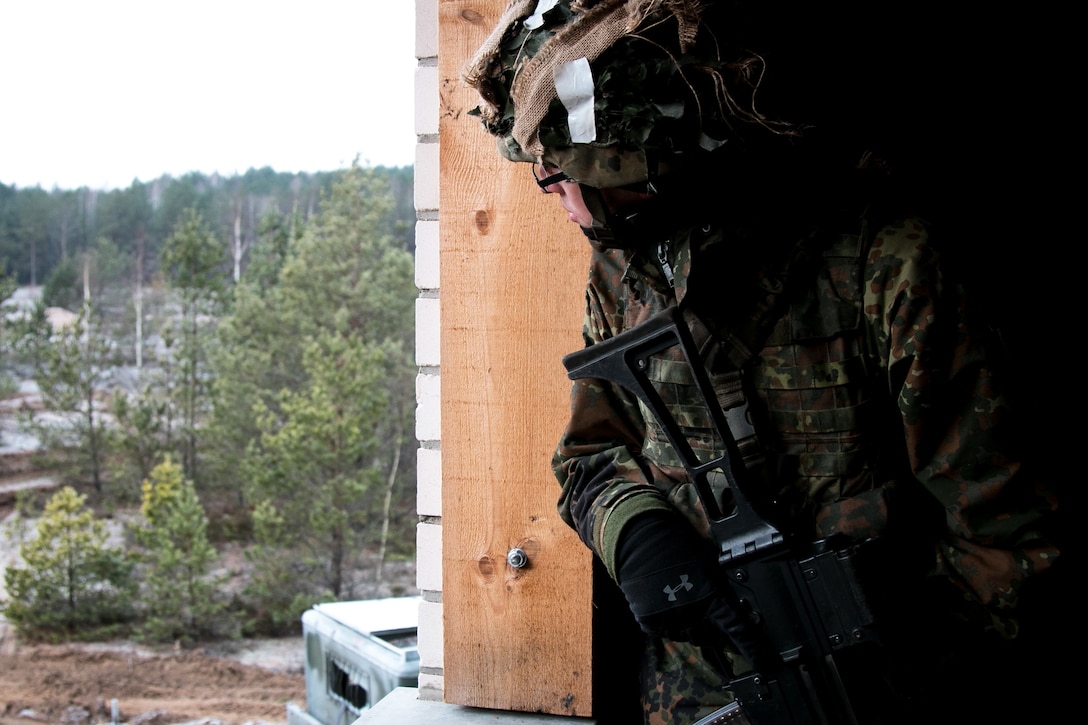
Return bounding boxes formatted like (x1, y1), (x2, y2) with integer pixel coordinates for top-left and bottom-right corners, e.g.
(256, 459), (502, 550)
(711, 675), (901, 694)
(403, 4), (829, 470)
(663, 574), (694, 602)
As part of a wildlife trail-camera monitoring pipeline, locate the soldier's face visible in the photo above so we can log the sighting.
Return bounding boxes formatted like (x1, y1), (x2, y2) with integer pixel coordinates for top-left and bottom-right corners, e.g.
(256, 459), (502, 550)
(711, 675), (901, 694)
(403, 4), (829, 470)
(552, 180), (594, 227)
(533, 163), (594, 227)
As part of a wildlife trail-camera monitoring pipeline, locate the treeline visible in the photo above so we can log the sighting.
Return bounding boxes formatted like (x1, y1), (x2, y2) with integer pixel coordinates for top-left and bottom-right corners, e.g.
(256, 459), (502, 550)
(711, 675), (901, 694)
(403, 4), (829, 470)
(0, 165), (415, 290)
(0, 164), (417, 642)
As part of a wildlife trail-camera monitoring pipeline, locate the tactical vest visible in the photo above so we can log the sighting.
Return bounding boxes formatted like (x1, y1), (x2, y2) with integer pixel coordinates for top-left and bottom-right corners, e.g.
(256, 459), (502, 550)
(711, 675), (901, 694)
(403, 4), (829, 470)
(628, 228), (900, 542)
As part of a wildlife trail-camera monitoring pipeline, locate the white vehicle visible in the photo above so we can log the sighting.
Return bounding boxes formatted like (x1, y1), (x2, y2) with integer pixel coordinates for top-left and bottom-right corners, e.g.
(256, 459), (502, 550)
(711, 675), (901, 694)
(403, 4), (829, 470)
(287, 597), (420, 725)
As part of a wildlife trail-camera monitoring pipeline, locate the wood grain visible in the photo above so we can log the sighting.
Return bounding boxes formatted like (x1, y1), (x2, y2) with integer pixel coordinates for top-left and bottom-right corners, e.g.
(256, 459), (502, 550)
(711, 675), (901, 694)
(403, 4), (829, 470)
(439, 0), (596, 716)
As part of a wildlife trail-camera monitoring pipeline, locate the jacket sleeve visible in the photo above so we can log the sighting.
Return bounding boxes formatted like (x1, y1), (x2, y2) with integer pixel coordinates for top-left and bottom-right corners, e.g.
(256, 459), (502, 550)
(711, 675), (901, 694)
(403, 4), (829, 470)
(860, 219), (1059, 628)
(553, 249), (675, 582)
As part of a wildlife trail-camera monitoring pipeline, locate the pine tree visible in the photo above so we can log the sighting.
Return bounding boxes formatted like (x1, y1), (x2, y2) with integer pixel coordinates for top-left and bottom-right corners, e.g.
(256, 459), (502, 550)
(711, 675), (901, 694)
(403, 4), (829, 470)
(2, 486), (134, 640)
(209, 165), (416, 626)
(108, 387), (169, 494)
(245, 333), (386, 610)
(244, 499), (335, 632)
(132, 457), (232, 643)
(160, 208), (227, 482)
(22, 306), (119, 492)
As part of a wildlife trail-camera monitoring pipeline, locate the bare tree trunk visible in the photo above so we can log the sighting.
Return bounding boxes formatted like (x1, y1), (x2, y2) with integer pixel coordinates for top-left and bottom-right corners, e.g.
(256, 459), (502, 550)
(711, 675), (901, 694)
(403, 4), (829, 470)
(331, 523), (344, 598)
(233, 201), (244, 282)
(86, 377), (102, 492)
(82, 254), (90, 304)
(81, 309), (102, 493)
(134, 239), (144, 369)
(375, 428), (403, 585)
(59, 216), (69, 261)
(185, 309), (199, 479)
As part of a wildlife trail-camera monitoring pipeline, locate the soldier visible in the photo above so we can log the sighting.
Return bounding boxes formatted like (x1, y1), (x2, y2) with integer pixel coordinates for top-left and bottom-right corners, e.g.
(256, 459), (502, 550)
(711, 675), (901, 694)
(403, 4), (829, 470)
(465, 2), (1063, 723)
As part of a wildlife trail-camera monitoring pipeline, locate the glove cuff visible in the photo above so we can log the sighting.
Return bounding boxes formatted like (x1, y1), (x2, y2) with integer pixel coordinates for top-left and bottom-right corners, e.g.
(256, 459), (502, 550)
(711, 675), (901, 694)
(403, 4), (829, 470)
(621, 560), (717, 619)
(615, 511), (718, 620)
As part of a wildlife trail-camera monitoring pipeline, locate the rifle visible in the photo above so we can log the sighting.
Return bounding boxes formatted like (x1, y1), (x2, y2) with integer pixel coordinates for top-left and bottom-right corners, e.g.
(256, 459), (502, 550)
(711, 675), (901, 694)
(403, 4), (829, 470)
(563, 306), (887, 725)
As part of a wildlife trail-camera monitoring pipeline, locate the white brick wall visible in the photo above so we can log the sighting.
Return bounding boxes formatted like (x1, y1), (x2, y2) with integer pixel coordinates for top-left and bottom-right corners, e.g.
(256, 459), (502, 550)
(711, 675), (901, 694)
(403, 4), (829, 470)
(414, 220), (440, 291)
(415, 520), (443, 593)
(414, 141), (440, 212)
(415, 297), (441, 368)
(416, 64), (440, 137)
(415, 372), (441, 449)
(416, 447), (442, 519)
(414, 0), (444, 702)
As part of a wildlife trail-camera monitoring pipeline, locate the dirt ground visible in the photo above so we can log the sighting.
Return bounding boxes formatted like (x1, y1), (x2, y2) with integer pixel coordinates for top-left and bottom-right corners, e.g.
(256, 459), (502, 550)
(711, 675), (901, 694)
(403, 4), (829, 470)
(0, 638), (307, 725)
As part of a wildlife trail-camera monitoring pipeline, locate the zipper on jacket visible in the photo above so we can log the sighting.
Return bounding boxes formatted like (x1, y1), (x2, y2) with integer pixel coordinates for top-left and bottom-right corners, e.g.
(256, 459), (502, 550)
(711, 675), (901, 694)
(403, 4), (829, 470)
(657, 240), (675, 289)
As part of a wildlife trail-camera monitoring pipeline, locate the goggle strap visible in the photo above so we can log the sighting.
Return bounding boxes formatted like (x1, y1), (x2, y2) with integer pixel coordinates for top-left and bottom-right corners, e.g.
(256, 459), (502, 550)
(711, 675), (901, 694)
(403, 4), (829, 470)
(535, 170), (572, 189)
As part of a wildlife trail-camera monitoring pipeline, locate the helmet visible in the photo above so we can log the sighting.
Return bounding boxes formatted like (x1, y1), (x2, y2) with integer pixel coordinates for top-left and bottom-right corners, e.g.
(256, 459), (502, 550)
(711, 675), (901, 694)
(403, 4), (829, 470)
(463, 0), (795, 190)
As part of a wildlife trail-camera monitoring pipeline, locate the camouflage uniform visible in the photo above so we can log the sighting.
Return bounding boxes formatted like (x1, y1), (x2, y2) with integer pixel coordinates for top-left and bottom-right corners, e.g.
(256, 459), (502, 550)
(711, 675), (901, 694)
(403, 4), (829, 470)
(553, 212), (1059, 723)
(461, 3), (1059, 721)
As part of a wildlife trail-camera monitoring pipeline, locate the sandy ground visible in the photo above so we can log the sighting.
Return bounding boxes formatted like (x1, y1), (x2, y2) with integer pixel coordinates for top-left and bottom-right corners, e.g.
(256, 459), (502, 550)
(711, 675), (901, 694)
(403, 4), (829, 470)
(0, 638), (307, 725)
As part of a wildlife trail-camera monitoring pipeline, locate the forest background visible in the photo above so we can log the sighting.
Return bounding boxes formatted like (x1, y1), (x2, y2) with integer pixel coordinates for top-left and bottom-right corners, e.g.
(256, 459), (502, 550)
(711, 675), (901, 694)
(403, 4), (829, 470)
(0, 163), (418, 643)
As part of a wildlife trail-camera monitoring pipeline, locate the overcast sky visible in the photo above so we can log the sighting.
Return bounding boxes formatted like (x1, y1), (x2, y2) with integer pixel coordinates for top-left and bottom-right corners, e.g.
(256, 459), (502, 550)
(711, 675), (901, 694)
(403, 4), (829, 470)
(0, 1), (417, 191)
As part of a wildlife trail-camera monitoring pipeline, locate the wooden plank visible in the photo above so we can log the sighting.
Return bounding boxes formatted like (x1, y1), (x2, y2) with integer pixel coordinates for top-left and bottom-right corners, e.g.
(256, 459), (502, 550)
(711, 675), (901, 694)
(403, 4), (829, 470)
(439, 0), (595, 716)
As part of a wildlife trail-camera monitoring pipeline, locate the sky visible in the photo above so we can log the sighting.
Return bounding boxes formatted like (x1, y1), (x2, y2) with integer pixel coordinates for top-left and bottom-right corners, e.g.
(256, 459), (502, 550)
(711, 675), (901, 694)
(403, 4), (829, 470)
(0, 1), (417, 191)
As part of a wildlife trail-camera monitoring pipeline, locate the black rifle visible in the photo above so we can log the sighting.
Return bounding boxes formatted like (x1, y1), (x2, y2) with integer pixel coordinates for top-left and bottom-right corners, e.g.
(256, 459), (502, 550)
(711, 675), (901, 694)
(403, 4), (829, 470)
(563, 307), (886, 725)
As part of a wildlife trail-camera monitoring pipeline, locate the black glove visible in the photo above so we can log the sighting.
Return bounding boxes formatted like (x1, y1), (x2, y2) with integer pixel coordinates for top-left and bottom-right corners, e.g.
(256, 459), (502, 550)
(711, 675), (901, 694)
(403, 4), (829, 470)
(615, 511), (780, 674)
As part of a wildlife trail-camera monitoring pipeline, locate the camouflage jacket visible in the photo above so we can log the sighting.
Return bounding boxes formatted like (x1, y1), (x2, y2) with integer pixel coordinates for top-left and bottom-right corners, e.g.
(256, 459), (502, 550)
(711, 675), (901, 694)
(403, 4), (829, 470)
(553, 214), (1058, 632)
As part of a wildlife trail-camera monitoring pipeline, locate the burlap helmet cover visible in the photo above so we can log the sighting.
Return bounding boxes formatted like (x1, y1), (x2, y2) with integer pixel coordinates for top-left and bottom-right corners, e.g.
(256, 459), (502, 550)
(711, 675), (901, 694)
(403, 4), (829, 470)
(463, 1), (781, 188)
